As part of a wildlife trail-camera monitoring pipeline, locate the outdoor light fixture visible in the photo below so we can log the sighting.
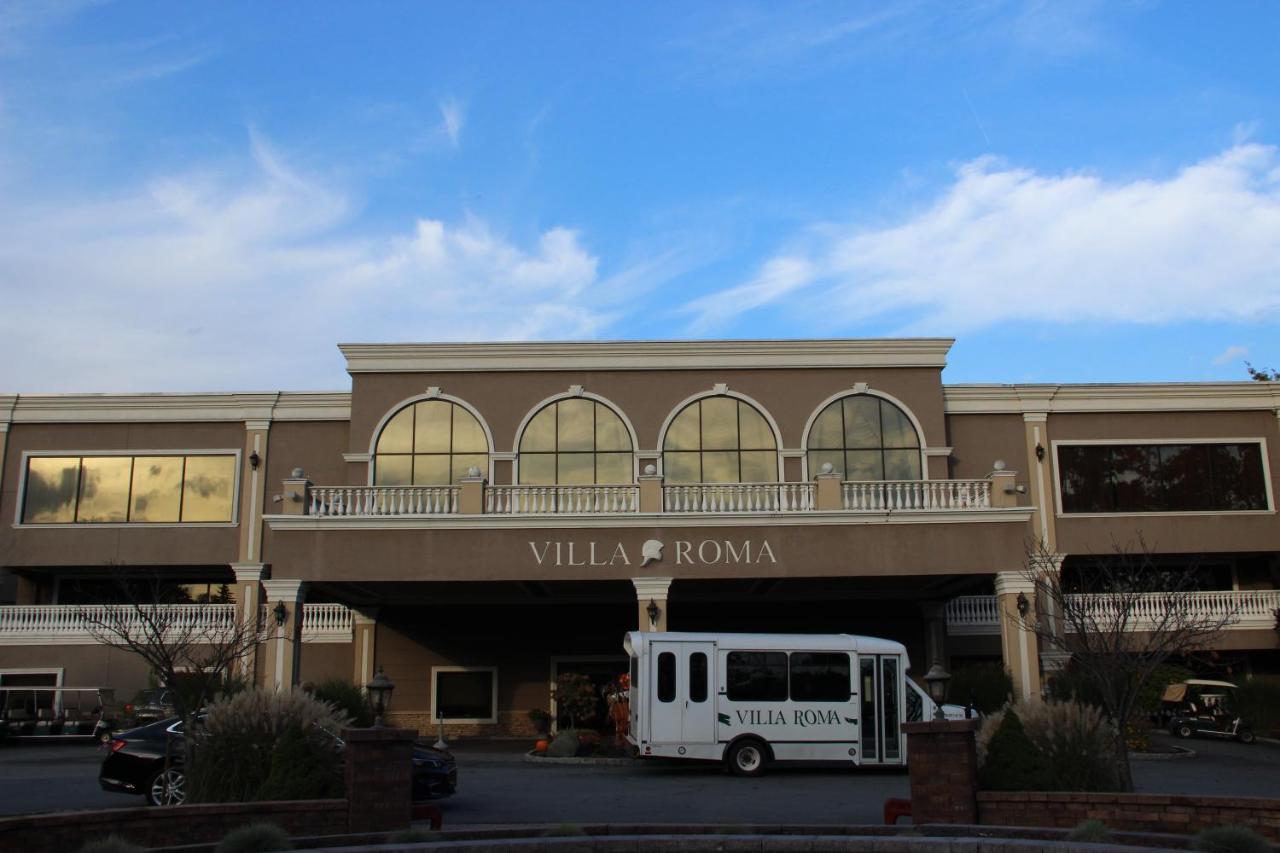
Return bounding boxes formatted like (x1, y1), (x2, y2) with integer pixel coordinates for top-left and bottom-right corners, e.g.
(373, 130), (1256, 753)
(366, 665), (395, 727)
(272, 600), (287, 627)
(1016, 592), (1030, 618)
(1035, 443), (1046, 462)
(647, 598), (660, 627)
(923, 663), (951, 720)
(249, 451), (261, 470)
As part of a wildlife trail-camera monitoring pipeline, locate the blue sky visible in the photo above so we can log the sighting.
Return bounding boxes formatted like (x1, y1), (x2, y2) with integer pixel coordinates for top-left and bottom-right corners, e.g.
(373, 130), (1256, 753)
(1, 1), (1278, 391)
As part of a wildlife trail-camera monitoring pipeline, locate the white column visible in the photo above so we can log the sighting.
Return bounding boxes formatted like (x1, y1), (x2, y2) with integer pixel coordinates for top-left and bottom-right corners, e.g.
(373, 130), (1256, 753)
(632, 577), (673, 632)
(231, 563), (265, 683)
(261, 579), (305, 692)
(994, 571), (1041, 702)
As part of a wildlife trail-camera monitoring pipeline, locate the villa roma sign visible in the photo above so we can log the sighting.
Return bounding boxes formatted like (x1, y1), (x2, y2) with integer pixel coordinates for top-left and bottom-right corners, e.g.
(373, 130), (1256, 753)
(527, 538), (777, 568)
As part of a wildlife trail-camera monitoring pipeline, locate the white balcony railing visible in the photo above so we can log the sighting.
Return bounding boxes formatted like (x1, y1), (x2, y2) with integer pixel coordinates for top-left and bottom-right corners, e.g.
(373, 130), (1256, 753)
(663, 482), (815, 513)
(486, 484), (639, 514)
(0, 603), (354, 645)
(310, 485), (458, 517)
(843, 479), (990, 511)
(944, 595), (1002, 635)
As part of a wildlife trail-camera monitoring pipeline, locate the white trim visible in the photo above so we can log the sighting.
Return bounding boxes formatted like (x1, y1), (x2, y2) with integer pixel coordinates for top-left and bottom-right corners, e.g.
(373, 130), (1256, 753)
(14, 449), (242, 528)
(943, 382), (1280, 415)
(511, 389), (641, 484)
(0, 668), (66, 715)
(272, 392), (351, 422)
(798, 388), (930, 481)
(365, 392), (496, 485)
(340, 339), (955, 373)
(655, 388), (784, 482)
(1051, 437), (1275, 516)
(430, 665), (498, 725)
(1034, 426), (1049, 544)
(343, 453), (371, 464)
(246, 433), (262, 561)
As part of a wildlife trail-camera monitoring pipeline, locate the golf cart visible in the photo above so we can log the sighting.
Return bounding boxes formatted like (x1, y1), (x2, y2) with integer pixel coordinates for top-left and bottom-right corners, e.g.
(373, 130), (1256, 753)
(1161, 679), (1255, 744)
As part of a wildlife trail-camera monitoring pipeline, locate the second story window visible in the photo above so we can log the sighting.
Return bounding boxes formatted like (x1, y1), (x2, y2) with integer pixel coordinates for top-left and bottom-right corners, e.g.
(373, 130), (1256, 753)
(518, 398), (633, 484)
(1058, 442), (1269, 513)
(374, 400), (488, 485)
(22, 454), (237, 524)
(662, 395), (778, 483)
(806, 394), (922, 481)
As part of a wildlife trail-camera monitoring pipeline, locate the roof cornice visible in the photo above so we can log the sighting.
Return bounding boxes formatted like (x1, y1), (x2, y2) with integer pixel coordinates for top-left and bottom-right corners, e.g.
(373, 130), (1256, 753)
(338, 338), (955, 373)
(943, 382), (1280, 414)
(8, 392), (351, 424)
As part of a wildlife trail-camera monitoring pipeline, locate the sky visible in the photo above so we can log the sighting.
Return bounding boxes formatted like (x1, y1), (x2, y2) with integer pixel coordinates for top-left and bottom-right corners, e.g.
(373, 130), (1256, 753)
(1, 1), (1278, 392)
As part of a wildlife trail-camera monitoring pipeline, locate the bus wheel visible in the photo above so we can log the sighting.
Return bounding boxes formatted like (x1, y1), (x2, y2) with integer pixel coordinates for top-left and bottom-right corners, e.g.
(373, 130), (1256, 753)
(726, 739), (768, 777)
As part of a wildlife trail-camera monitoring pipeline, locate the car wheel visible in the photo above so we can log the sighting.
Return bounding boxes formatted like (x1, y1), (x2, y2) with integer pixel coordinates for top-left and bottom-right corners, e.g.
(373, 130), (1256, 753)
(1174, 723), (1194, 739)
(726, 739), (768, 777)
(1237, 729), (1256, 745)
(146, 767), (187, 806)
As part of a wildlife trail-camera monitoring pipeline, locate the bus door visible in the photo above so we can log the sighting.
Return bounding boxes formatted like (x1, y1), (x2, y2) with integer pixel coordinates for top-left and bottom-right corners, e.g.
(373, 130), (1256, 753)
(649, 641), (716, 744)
(858, 654), (904, 765)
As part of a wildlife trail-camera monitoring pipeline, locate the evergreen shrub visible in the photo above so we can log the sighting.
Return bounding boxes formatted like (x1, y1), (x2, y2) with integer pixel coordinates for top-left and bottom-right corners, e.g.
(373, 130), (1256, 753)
(1193, 825), (1272, 853)
(308, 679), (375, 728)
(213, 822), (293, 853)
(978, 709), (1053, 791)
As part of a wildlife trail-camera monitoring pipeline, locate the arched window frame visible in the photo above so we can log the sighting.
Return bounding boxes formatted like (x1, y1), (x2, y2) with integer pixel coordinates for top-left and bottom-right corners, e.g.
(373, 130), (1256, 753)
(366, 391), (495, 486)
(656, 388), (784, 482)
(512, 390), (640, 484)
(800, 388), (929, 481)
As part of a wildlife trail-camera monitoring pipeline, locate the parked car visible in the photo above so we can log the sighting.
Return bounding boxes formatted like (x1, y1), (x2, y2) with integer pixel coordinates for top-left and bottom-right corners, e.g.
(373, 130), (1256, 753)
(125, 689), (176, 726)
(99, 718), (457, 806)
(1161, 679), (1255, 744)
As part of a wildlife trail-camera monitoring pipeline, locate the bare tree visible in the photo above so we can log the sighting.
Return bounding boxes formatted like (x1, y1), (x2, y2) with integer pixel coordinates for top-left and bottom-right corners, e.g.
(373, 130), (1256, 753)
(1018, 539), (1238, 791)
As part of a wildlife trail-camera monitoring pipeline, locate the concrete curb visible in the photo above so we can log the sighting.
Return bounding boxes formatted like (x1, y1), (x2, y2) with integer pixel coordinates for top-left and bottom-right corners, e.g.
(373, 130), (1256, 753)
(521, 751), (639, 767)
(1131, 745), (1196, 761)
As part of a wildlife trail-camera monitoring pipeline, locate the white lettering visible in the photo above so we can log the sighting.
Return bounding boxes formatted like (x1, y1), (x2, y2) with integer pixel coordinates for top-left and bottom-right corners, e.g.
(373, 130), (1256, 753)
(529, 542), (551, 565)
(725, 540), (749, 563)
(589, 542), (608, 566)
(757, 541), (777, 564)
(555, 542), (564, 567)
(611, 543), (631, 566)
(697, 540), (723, 564)
(675, 541), (692, 564)
(567, 542), (586, 566)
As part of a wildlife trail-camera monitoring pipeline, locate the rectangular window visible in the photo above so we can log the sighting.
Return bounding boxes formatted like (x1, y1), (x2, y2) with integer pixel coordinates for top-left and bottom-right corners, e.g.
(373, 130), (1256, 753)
(433, 669), (496, 721)
(726, 651), (787, 702)
(21, 454), (237, 524)
(657, 652), (676, 703)
(1058, 442), (1269, 514)
(689, 652), (708, 703)
(789, 652), (851, 702)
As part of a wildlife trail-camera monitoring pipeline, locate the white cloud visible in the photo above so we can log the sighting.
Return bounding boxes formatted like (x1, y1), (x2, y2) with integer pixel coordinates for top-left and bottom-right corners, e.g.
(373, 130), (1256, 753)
(0, 134), (609, 392)
(683, 144), (1280, 335)
(439, 98), (465, 147)
(1212, 345), (1249, 366)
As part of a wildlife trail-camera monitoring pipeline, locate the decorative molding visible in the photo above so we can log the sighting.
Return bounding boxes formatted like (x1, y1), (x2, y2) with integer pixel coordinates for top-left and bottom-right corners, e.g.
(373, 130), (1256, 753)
(5, 391), (352, 424)
(343, 452), (371, 464)
(993, 572), (1037, 596)
(338, 338), (956, 373)
(244, 420), (272, 432)
(944, 382), (1280, 415)
(632, 577), (674, 599)
(272, 393), (351, 421)
(924, 446), (953, 457)
(261, 579), (306, 602)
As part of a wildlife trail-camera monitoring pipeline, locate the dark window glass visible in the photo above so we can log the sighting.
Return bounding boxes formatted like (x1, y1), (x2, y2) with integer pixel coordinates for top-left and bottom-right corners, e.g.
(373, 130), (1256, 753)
(689, 652), (708, 703)
(657, 652), (676, 703)
(1059, 443), (1268, 513)
(435, 670), (494, 719)
(789, 652), (851, 701)
(726, 651), (788, 701)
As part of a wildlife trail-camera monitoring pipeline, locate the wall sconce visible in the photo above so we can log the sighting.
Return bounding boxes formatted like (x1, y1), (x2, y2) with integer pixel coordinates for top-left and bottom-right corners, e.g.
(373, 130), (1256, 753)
(647, 599), (660, 627)
(1035, 444), (1045, 462)
(273, 600), (288, 627)
(1016, 592), (1030, 618)
(249, 451), (261, 470)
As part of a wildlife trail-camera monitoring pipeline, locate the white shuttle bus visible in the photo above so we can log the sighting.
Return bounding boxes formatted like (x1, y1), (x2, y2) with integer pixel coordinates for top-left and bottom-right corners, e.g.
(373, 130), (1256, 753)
(624, 631), (951, 776)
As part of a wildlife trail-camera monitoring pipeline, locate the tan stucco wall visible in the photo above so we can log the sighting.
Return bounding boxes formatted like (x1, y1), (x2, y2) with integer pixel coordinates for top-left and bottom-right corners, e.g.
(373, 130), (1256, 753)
(0, 644), (155, 701)
(946, 413), (1029, 483)
(297, 641), (354, 687)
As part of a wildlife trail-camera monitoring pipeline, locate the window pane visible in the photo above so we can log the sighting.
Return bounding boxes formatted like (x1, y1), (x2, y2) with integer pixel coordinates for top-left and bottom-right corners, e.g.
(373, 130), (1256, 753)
(737, 402), (775, 450)
(1158, 444), (1210, 511)
(131, 456), (183, 522)
(844, 396), (882, 448)
(657, 652), (676, 703)
(450, 454), (488, 484)
(375, 455), (413, 486)
(377, 407), (414, 453)
(414, 455), (450, 485)
(701, 397), (739, 450)
(690, 653), (708, 703)
(596, 453), (633, 484)
(884, 449), (921, 481)
(790, 652), (851, 702)
(595, 406), (631, 451)
(519, 454), (556, 485)
(435, 671), (493, 719)
(451, 407), (488, 453)
(808, 450), (844, 478)
(1059, 445), (1110, 512)
(846, 450), (884, 481)
(1111, 445), (1159, 511)
(521, 407), (556, 452)
(809, 403), (844, 449)
(557, 399), (595, 452)
(663, 452), (700, 483)
(23, 457), (80, 523)
(664, 405), (700, 451)
(181, 456), (235, 522)
(77, 457), (132, 523)
(740, 451), (778, 483)
(557, 453), (594, 485)
(409, 401), (450, 453)
(726, 651), (787, 701)
(880, 402), (919, 448)
(1209, 444), (1267, 510)
(702, 451), (738, 483)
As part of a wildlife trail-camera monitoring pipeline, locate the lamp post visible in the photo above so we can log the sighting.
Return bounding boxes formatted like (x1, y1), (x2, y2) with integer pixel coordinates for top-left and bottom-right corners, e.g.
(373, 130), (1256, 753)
(365, 666), (395, 728)
(923, 663), (952, 721)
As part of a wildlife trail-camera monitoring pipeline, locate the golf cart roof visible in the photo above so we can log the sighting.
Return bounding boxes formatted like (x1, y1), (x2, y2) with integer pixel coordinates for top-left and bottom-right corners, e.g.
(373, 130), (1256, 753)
(1183, 680), (1238, 689)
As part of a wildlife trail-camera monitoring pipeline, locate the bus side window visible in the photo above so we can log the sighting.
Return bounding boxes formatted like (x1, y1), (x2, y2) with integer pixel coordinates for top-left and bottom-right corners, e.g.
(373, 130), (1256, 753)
(657, 652), (676, 703)
(689, 652), (708, 703)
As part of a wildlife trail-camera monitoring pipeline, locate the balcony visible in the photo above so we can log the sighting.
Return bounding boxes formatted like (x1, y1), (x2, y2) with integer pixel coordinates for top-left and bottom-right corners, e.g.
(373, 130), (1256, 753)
(944, 590), (1280, 636)
(0, 603), (352, 645)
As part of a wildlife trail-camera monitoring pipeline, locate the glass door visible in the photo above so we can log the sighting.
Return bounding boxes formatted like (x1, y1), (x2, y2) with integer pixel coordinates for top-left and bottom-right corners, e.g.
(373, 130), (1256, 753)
(858, 654), (904, 765)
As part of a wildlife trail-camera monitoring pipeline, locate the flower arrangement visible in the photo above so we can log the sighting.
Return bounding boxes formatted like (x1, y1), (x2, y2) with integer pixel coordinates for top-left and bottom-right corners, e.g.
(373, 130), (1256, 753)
(603, 673), (630, 705)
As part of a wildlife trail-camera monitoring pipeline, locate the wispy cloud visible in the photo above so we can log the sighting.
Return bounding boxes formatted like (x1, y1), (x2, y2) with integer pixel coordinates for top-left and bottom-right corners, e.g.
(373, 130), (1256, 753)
(1212, 345), (1249, 366)
(683, 144), (1280, 335)
(439, 97), (465, 147)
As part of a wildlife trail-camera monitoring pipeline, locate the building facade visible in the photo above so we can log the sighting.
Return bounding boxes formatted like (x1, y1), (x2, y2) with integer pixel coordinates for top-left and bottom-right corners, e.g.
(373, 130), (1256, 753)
(1, 338), (1278, 735)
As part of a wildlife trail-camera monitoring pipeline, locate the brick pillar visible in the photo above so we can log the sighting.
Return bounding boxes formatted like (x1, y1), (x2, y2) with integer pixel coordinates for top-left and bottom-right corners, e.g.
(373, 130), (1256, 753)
(902, 719), (980, 824)
(344, 727), (415, 834)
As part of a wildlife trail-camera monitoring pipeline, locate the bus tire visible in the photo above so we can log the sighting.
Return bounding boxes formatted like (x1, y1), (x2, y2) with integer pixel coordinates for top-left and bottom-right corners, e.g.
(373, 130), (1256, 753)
(725, 738), (769, 777)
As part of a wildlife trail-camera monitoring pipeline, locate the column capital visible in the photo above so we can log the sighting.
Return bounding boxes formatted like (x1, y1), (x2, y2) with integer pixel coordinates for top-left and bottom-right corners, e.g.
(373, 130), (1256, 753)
(244, 419), (272, 432)
(262, 578), (306, 602)
(231, 563), (266, 583)
(632, 577), (673, 599)
(352, 607), (380, 625)
(993, 571), (1036, 596)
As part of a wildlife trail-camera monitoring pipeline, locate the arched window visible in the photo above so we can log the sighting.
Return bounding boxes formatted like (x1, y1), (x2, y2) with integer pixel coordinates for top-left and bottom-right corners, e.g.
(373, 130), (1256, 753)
(806, 394), (921, 481)
(518, 398), (633, 484)
(662, 395), (778, 483)
(374, 400), (489, 485)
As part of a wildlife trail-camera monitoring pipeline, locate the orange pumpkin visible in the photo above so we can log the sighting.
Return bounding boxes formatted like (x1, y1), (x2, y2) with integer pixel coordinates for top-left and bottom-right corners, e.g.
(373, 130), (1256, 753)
(534, 738), (550, 753)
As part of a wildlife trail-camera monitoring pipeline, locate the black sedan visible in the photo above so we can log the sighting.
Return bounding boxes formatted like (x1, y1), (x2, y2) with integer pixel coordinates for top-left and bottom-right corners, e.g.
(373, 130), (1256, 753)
(100, 718), (457, 806)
